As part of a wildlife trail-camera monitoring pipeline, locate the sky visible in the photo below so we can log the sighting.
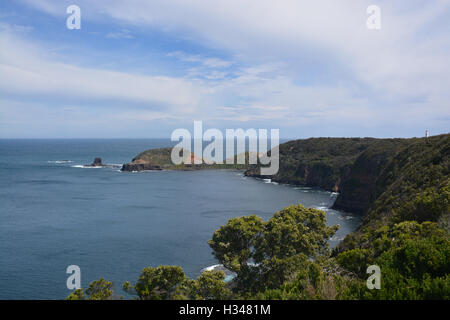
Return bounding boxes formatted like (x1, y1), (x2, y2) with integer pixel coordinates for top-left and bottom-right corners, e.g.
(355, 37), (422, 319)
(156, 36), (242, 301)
(0, 0), (449, 139)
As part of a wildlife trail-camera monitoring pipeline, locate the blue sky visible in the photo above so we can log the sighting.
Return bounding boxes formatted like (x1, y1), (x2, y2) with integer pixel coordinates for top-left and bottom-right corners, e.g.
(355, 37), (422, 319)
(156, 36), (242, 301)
(0, 0), (449, 138)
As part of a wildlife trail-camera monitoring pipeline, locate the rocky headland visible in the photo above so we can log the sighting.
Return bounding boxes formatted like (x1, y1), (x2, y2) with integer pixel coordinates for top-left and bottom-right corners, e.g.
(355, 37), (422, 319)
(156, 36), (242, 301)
(120, 134), (449, 242)
(120, 148), (255, 172)
(244, 134), (449, 252)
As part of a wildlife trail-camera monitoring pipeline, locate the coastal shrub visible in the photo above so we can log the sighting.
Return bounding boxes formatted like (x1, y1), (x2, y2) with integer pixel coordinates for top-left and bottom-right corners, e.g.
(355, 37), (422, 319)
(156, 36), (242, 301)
(399, 186), (450, 223)
(208, 215), (264, 275)
(336, 249), (370, 277)
(65, 289), (85, 300)
(336, 221), (450, 300)
(253, 261), (363, 300)
(178, 270), (232, 300)
(129, 266), (186, 300)
(65, 278), (114, 300)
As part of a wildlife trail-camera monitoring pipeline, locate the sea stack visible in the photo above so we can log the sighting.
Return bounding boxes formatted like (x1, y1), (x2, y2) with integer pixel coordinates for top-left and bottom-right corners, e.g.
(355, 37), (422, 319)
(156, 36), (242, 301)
(89, 157), (103, 167)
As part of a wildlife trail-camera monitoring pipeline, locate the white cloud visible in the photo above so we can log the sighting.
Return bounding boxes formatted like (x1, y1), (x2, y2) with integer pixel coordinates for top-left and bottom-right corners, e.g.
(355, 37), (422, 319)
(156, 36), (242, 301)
(0, 28), (375, 132)
(25, 0), (449, 101)
(106, 29), (134, 39)
(167, 51), (234, 69)
(0, 30), (205, 114)
(3, 0), (450, 137)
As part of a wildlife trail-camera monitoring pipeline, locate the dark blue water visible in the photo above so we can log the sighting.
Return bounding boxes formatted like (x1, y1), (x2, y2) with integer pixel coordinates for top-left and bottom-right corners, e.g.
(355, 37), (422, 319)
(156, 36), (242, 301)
(0, 139), (360, 299)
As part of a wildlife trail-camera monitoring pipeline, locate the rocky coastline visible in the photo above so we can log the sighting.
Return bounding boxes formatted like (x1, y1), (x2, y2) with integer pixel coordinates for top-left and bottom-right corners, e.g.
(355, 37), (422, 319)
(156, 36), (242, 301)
(118, 134), (449, 228)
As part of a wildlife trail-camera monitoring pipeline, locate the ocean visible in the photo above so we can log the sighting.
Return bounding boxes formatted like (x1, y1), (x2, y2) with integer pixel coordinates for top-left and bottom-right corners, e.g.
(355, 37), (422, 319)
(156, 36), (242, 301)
(0, 139), (360, 299)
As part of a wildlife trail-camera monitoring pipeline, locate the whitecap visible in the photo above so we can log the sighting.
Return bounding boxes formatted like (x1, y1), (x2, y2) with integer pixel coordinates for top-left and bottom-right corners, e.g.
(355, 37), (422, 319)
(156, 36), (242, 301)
(71, 165), (101, 169)
(201, 264), (237, 282)
(48, 160), (73, 164)
(201, 264), (223, 272)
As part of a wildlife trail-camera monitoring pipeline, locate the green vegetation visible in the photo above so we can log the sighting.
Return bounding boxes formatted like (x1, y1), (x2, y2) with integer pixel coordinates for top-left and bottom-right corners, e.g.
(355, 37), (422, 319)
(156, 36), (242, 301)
(67, 205), (449, 300)
(122, 147), (256, 171)
(208, 205), (338, 294)
(65, 278), (113, 300)
(336, 221), (449, 299)
(69, 134), (449, 300)
(245, 137), (389, 191)
(338, 134), (450, 253)
(124, 266), (231, 300)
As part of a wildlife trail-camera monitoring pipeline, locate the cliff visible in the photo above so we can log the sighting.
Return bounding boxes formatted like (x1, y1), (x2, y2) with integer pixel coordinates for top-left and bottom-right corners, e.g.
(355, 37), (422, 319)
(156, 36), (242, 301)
(337, 134), (449, 252)
(332, 139), (413, 214)
(245, 138), (379, 191)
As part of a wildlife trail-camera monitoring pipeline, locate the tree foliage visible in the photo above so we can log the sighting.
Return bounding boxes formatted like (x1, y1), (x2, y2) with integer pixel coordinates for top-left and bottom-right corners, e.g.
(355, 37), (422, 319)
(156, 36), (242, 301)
(65, 200), (449, 300)
(208, 214), (264, 274)
(209, 204), (338, 293)
(65, 278), (113, 300)
(129, 266), (186, 300)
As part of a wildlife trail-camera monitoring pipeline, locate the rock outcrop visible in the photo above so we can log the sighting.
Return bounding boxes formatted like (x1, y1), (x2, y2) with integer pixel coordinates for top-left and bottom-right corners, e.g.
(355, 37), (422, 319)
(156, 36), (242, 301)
(92, 157), (103, 166)
(84, 157), (122, 168)
(121, 161), (162, 172)
(85, 157), (104, 167)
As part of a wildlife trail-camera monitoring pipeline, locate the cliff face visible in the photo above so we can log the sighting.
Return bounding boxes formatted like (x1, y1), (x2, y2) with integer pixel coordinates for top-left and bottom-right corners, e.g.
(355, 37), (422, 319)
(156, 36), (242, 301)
(245, 137), (378, 191)
(121, 161), (162, 171)
(364, 134), (449, 224)
(332, 139), (413, 214)
(337, 134), (450, 252)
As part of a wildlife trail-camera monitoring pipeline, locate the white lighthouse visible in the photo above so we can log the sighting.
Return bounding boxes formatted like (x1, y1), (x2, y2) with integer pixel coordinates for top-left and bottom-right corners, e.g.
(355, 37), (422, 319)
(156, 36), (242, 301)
(426, 129), (429, 138)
